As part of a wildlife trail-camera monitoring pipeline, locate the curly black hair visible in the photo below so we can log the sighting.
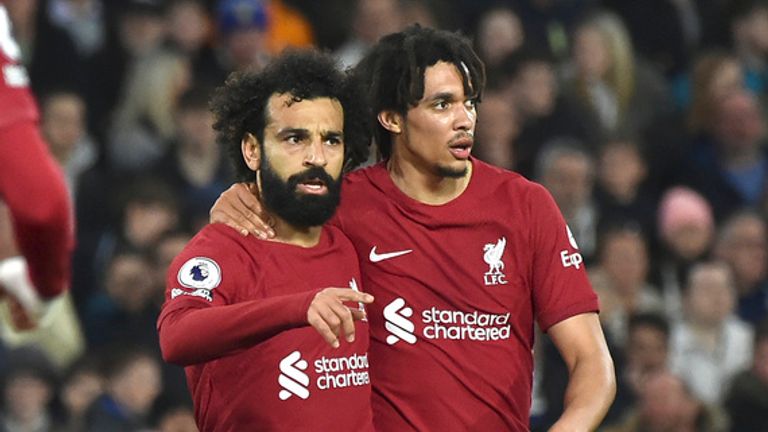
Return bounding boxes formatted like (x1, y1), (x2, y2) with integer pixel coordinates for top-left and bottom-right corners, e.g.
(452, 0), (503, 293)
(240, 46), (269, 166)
(351, 25), (486, 159)
(210, 49), (371, 182)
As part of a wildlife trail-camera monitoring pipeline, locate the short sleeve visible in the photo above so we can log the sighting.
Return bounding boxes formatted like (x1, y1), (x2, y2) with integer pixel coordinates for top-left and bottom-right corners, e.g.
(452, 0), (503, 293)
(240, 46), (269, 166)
(528, 184), (599, 331)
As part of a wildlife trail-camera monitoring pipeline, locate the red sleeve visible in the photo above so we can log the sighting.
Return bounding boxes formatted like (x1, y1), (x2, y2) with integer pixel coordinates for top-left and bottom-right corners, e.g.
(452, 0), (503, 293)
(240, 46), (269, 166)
(528, 183), (599, 331)
(157, 227), (319, 365)
(0, 120), (73, 299)
(158, 291), (318, 366)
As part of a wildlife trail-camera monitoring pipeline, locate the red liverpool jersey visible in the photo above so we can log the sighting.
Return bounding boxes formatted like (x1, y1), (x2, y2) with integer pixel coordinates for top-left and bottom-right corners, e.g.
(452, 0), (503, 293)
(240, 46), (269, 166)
(158, 224), (373, 432)
(333, 158), (599, 431)
(0, 6), (37, 128)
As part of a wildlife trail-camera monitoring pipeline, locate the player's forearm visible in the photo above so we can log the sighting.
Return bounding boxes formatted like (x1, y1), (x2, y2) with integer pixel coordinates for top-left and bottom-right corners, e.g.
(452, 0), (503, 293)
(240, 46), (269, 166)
(158, 290), (318, 365)
(549, 353), (616, 432)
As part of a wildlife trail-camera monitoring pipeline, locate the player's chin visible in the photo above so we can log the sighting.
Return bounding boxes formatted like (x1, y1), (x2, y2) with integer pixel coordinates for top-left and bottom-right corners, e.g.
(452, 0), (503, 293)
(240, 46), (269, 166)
(435, 161), (469, 179)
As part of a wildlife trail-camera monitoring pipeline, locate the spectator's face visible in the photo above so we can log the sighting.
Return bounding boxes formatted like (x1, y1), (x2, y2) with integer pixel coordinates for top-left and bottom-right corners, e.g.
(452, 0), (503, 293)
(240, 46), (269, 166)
(600, 232), (648, 294)
(3, 374), (51, 424)
(542, 154), (593, 213)
(714, 92), (766, 151)
(598, 144), (646, 200)
(124, 202), (178, 248)
(686, 266), (736, 326)
(167, 0), (209, 52)
(717, 216), (768, 292)
(475, 94), (518, 169)
(106, 254), (157, 312)
(42, 93), (86, 163)
(707, 61), (743, 102)
(510, 62), (556, 117)
(395, 62), (477, 178)
(119, 12), (167, 57)
(111, 357), (161, 417)
(226, 28), (267, 71)
(744, 8), (768, 54)
(477, 9), (524, 66)
(664, 224), (712, 261)
(176, 107), (216, 154)
(574, 26), (610, 80)
(640, 373), (698, 431)
(62, 371), (103, 418)
(353, 0), (402, 44)
(626, 325), (668, 374)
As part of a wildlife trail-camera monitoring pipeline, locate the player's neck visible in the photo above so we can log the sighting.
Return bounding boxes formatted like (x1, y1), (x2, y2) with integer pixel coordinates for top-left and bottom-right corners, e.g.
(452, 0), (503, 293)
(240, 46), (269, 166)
(387, 154), (472, 205)
(265, 212), (323, 247)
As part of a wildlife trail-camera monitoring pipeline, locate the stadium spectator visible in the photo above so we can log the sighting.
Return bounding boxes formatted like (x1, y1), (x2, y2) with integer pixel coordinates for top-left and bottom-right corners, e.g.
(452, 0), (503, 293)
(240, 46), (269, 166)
(594, 137), (656, 236)
(0, 348), (59, 432)
(714, 210), (768, 325)
(590, 226), (662, 346)
(334, 0), (403, 67)
(604, 370), (728, 432)
(561, 10), (672, 143)
(83, 346), (162, 432)
(724, 318), (768, 432)
(607, 312), (671, 425)
(536, 139), (599, 260)
(669, 261), (753, 404)
(39, 89), (97, 196)
(653, 186), (715, 317)
(496, 49), (594, 178)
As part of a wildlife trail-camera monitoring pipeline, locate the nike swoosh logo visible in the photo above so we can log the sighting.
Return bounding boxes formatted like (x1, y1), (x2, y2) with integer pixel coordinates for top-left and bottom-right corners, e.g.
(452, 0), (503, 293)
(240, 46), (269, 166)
(369, 246), (413, 263)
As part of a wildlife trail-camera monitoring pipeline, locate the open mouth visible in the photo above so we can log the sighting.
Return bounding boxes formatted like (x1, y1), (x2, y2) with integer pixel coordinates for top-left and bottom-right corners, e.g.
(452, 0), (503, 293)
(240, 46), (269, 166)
(296, 178), (328, 195)
(449, 137), (473, 159)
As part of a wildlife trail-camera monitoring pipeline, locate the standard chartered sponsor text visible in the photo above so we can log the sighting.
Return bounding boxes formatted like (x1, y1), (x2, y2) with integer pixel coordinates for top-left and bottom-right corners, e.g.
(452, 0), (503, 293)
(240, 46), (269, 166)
(314, 353), (370, 390)
(422, 307), (511, 341)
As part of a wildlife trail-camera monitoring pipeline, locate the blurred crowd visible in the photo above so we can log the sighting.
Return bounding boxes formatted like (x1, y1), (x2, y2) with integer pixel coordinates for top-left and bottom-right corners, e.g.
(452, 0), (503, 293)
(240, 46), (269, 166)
(1, 0), (768, 430)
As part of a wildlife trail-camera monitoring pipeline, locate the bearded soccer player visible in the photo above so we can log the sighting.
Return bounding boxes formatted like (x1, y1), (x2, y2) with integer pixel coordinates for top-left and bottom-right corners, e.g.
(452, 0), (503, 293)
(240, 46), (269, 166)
(157, 50), (375, 431)
(211, 27), (616, 431)
(0, 5), (73, 329)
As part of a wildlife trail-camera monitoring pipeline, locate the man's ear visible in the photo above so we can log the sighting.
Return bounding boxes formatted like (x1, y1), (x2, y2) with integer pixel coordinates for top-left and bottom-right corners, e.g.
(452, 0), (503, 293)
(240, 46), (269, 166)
(378, 110), (403, 134)
(241, 133), (261, 171)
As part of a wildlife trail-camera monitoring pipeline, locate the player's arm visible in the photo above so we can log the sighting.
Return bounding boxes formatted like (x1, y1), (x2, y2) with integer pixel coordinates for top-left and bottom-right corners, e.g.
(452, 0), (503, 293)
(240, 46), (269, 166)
(0, 120), (72, 300)
(209, 183), (275, 238)
(546, 313), (615, 432)
(159, 288), (373, 366)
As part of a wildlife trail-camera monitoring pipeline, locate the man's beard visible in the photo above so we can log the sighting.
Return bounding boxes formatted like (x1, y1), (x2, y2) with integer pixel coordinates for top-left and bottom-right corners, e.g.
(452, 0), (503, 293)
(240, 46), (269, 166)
(436, 164), (469, 178)
(259, 159), (342, 228)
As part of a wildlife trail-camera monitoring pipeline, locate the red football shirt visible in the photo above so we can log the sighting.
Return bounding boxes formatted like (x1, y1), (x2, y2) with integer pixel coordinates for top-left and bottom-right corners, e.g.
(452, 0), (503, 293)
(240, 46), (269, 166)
(332, 158), (599, 431)
(158, 224), (374, 432)
(0, 6), (37, 128)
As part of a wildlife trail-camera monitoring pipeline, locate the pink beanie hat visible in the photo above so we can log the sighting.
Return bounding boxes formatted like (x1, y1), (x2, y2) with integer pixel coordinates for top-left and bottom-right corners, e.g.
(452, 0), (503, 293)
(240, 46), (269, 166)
(658, 186), (714, 239)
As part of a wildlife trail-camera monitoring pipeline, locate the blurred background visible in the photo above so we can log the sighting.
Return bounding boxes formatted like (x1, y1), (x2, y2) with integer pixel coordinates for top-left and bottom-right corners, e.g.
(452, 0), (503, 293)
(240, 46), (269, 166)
(1, 0), (768, 430)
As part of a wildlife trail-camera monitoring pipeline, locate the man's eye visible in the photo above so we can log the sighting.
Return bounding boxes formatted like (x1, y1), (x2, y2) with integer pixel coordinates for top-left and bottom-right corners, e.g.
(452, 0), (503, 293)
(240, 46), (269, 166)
(286, 136), (302, 144)
(465, 99), (477, 109)
(435, 101), (449, 110)
(326, 137), (342, 146)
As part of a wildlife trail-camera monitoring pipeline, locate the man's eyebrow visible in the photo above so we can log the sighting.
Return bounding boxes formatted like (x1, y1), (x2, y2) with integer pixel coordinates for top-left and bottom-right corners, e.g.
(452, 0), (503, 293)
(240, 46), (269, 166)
(275, 128), (310, 138)
(427, 92), (458, 102)
(322, 130), (344, 140)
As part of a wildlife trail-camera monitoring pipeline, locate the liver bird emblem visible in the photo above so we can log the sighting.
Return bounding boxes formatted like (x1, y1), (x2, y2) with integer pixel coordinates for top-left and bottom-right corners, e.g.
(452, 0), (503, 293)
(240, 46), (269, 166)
(483, 237), (506, 275)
